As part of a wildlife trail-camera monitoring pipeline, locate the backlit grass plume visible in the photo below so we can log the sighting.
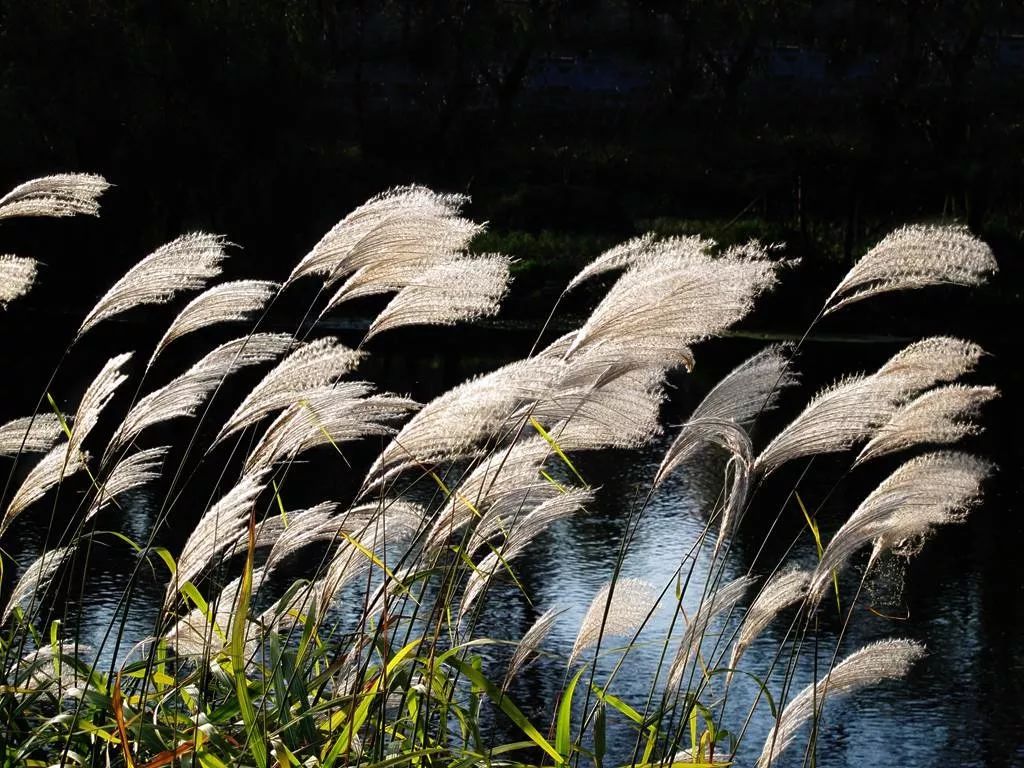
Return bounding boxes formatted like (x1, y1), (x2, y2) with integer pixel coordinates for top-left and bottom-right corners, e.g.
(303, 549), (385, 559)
(727, 567), (810, 677)
(0, 173), (109, 221)
(565, 239), (779, 359)
(106, 333), (291, 458)
(77, 232), (229, 339)
(244, 383), (417, 472)
(757, 640), (925, 767)
(570, 577), (658, 665)
(3, 545), (75, 623)
(856, 384), (998, 465)
(215, 337), (364, 444)
(824, 224), (997, 314)
(87, 446), (168, 520)
(2, 444), (88, 535)
(148, 279), (279, 367)
(363, 253), (511, 340)
(0, 255), (38, 306)
(163, 471), (267, 613)
(0, 414), (64, 456)
(808, 451), (992, 604)
(69, 352), (133, 457)
(668, 575), (755, 690)
(288, 185), (470, 286)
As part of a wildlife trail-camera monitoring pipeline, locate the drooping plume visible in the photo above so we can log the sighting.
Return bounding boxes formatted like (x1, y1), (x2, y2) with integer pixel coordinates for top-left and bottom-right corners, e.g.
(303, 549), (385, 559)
(0, 415), (65, 456)
(87, 446), (167, 520)
(871, 336), (985, 396)
(754, 338), (983, 475)
(757, 640), (925, 767)
(655, 419), (753, 547)
(565, 233), (675, 292)
(0, 173), (109, 221)
(458, 488), (593, 619)
(361, 357), (562, 493)
(216, 337), (363, 444)
(363, 253), (511, 341)
(808, 452), (992, 604)
(149, 280), (279, 367)
(69, 352), (133, 457)
(566, 239), (779, 360)
(667, 575), (755, 690)
(107, 333), (291, 458)
(3, 545), (75, 623)
(244, 383), (417, 472)
(287, 186), (470, 286)
(727, 567), (810, 677)
(77, 233), (229, 339)
(824, 224), (997, 314)
(857, 385), (998, 465)
(570, 577), (659, 665)
(2, 444), (88, 535)
(503, 606), (565, 691)
(0, 255), (38, 306)
(689, 345), (797, 426)
(164, 472), (267, 612)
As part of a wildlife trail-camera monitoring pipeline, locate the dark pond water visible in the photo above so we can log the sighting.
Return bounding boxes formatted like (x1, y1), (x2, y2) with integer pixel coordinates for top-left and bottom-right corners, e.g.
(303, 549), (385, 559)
(0, 312), (1021, 768)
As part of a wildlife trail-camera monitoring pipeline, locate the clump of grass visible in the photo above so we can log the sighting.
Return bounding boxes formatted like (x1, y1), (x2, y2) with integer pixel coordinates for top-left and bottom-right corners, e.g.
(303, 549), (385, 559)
(0, 174), (999, 768)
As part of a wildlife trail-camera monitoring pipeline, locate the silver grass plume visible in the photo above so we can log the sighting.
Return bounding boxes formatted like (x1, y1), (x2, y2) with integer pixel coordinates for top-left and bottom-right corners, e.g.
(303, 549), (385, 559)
(754, 375), (892, 474)
(287, 186), (469, 285)
(216, 337), (364, 444)
(423, 437), (559, 553)
(0, 173), (109, 221)
(166, 573), (262, 660)
(3, 545), (74, 623)
(531, 367), (668, 452)
(261, 501), (341, 576)
(463, 476), (569, 558)
(502, 606), (566, 691)
(727, 567), (810, 679)
(87, 446), (167, 520)
(69, 352), (133, 457)
(667, 575), (756, 690)
(0, 255), (38, 306)
(107, 333), (291, 457)
(319, 212), (484, 303)
(824, 224), (997, 314)
(872, 336), (985, 396)
(244, 383), (417, 472)
(317, 501), (428, 614)
(566, 239), (779, 359)
(164, 472), (267, 612)
(654, 418), (753, 549)
(223, 501), (341, 574)
(856, 385), (998, 465)
(565, 233), (689, 292)
(753, 338), (981, 475)
(458, 488), (593, 619)
(808, 452), (992, 604)
(149, 279), (279, 367)
(77, 233), (228, 339)
(2, 444), (88, 535)
(569, 577), (659, 665)
(690, 345), (797, 426)
(362, 253), (511, 340)
(7, 642), (91, 695)
(757, 639), (925, 768)
(361, 357), (563, 492)
(0, 414), (65, 456)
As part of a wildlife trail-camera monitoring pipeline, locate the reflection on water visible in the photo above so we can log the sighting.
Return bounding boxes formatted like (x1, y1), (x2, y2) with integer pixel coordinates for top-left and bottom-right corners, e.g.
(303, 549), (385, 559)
(1, 327), (1021, 768)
